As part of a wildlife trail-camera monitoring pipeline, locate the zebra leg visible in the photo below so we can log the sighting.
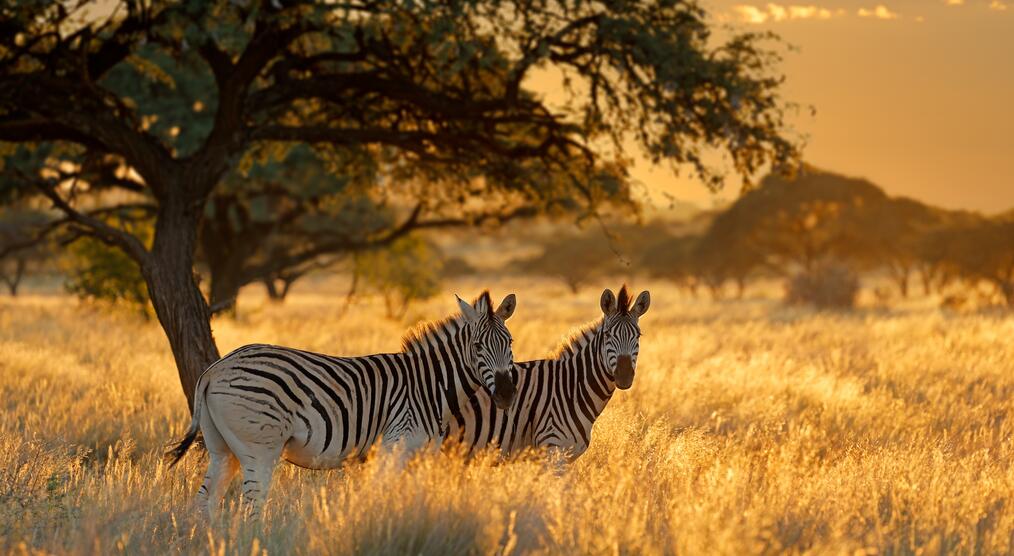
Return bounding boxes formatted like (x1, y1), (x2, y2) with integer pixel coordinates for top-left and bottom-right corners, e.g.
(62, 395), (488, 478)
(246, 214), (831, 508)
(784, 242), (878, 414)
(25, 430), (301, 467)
(236, 450), (281, 520)
(204, 380), (292, 520)
(194, 401), (239, 520)
(196, 451), (239, 520)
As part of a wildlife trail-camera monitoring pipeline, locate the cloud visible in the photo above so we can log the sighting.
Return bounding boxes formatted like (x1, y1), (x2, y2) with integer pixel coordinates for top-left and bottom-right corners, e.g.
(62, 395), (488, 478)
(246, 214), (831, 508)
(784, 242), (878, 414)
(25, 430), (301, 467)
(732, 3), (838, 23)
(857, 5), (900, 19)
(990, 0), (1008, 10)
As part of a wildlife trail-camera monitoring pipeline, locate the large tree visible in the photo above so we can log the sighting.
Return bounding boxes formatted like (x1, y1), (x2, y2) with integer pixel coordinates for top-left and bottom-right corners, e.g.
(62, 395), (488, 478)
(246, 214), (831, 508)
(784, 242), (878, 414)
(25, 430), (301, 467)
(0, 0), (797, 408)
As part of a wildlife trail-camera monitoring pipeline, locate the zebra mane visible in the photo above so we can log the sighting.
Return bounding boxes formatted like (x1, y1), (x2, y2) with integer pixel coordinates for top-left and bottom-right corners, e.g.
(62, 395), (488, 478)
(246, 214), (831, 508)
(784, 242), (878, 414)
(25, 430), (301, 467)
(616, 285), (632, 315)
(549, 285), (630, 359)
(549, 318), (603, 360)
(400, 291), (493, 353)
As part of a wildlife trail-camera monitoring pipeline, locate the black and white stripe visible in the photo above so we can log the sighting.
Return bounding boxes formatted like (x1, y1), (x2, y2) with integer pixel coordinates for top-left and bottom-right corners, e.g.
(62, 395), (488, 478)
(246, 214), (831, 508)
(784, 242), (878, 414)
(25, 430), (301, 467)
(167, 291), (517, 517)
(446, 286), (649, 461)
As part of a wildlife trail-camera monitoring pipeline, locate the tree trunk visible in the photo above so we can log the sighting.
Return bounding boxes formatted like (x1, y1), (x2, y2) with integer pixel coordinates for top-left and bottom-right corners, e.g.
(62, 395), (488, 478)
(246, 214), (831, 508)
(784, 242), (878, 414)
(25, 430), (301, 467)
(144, 203), (221, 412)
(999, 280), (1014, 308)
(263, 277), (282, 301)
(3, 257), (26, 296)
(894, 269), (910, 298)
(279, 277), (295, 299)
(208, 260), (245, 316)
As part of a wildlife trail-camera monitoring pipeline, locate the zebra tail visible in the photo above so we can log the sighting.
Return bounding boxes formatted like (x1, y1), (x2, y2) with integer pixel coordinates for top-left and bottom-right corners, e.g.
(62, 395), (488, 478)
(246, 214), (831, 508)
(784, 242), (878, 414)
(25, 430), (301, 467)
(165, 370), (211, 468)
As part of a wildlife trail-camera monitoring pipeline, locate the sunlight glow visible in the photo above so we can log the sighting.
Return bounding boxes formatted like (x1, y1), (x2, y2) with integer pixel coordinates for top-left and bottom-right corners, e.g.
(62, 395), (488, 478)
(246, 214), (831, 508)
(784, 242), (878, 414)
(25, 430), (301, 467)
(733, 3), (837, 23)
(857, 5), (900, 19)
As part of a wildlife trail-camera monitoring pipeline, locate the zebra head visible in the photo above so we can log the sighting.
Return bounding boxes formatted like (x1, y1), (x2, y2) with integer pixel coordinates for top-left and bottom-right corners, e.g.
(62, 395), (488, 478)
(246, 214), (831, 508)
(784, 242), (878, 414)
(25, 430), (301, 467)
(598, 286), (650, 390)
(456, 292), (517, 409)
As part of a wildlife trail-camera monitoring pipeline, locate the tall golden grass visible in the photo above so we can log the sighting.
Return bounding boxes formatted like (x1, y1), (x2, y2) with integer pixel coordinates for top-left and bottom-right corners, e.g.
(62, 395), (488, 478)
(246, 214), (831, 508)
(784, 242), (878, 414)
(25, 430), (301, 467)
(1, 279), (1013, 555)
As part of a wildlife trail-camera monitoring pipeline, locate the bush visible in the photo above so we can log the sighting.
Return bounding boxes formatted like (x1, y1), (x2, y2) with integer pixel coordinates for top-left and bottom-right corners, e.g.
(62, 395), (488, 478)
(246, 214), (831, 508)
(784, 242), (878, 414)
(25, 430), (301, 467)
(784, 260), (860, 309)
(64, 219), (153, 320)
(355, 235), (443, 319)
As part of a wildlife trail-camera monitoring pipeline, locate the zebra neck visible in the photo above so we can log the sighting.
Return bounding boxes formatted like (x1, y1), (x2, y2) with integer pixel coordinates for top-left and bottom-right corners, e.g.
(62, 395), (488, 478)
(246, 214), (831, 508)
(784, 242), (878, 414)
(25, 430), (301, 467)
(405, 324), (481, 431)
(556, 328), (616, 417)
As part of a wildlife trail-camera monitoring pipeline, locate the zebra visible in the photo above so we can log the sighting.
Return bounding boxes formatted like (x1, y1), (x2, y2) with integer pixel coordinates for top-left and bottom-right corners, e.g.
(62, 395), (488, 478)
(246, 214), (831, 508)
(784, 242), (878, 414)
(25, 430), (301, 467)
(445, 285), (649, 462)
(166, 291), (517, 518)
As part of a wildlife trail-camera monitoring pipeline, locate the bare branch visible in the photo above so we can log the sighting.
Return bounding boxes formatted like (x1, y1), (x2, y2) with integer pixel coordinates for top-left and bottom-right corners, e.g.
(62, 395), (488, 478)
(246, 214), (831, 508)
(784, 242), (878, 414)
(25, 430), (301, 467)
(31, 178), (150, 265)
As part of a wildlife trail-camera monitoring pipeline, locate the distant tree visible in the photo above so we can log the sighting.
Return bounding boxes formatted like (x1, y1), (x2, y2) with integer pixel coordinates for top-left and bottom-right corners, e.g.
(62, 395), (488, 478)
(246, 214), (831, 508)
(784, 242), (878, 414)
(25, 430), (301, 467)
(850, 197), (942, 297)
(912, 210), (989, 295)
(523, 232), (624, 293)
(198, 144), (388, 314)
(921, 219), (1014, 307)
(355, 236), (443, 319)
(705, 166), (889, 276)
(692, 228), (765, 298)
(0, 1), (798, 408)
(0, 206), (51, 295)
(641, 233), (706, 295)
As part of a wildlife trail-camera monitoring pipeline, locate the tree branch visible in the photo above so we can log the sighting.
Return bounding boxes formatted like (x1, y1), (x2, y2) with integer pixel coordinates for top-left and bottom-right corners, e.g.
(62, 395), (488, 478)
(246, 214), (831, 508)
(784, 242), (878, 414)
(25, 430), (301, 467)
(31, 178), (150, 265)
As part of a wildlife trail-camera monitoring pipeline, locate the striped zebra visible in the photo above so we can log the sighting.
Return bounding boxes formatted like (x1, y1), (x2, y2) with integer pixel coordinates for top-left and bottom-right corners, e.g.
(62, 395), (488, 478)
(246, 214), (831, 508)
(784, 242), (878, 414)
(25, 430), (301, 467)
(167, 291), (517, 517)
(445, 286), (649, 461)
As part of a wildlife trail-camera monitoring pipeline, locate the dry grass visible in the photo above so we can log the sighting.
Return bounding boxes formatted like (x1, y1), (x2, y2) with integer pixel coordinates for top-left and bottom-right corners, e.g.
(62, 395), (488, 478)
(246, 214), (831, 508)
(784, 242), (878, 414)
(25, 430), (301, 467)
(1, 278), (1013, 555)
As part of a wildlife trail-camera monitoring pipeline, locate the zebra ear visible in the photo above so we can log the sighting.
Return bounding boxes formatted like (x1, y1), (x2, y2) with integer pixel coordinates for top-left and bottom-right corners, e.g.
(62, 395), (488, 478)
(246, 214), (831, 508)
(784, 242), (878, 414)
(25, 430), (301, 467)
(456, 294), (479, 322)
(631, 291), (650, 317)
(495, 294), (516, 321)
(600, 288), (617, 316)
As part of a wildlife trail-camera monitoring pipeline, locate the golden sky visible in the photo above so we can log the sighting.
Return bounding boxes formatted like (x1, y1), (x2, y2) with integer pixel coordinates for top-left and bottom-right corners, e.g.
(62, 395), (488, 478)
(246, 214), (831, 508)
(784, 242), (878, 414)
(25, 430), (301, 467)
(628, 0), (1014, 214)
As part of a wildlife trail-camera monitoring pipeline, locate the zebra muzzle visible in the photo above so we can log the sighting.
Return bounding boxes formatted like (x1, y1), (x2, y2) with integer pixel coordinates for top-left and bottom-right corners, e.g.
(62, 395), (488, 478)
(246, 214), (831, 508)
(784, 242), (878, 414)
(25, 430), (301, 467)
(615, 355), (634, 390)
(493, 371), (516, 409)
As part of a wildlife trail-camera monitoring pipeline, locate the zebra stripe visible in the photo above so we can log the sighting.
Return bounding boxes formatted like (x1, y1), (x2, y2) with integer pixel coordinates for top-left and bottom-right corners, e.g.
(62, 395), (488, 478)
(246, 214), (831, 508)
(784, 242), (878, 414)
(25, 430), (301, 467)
(167, 291), (517, 518)
(446, 286), (650, 462)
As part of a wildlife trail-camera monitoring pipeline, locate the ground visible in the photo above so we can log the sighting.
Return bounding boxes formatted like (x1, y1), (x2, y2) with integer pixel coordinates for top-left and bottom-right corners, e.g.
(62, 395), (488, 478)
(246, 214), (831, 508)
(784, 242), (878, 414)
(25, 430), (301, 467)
(1, 278), (1012, 554)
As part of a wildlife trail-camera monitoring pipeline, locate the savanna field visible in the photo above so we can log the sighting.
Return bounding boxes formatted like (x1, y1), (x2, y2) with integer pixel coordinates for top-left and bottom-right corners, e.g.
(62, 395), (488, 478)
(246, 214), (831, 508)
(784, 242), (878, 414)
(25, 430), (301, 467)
(2, 278), (1013, 555)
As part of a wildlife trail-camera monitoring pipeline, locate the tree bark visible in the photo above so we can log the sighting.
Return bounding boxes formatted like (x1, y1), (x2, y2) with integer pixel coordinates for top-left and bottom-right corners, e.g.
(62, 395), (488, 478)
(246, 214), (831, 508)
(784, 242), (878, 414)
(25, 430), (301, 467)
(208, 259), (245, 316)
(143, 202), (220, 411)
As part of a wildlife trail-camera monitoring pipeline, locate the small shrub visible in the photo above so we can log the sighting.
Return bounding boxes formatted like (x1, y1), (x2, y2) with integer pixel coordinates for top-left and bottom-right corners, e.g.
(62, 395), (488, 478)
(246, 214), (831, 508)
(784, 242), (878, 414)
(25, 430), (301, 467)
(784, 260), (860, 309)
(65, 232), (151, 319)
(355, 235), (443, 319)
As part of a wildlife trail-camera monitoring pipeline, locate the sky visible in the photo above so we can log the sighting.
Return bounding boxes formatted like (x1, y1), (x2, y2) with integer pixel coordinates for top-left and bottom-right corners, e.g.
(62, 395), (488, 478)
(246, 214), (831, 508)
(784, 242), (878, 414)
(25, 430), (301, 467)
(626, 0), (1014, 214)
